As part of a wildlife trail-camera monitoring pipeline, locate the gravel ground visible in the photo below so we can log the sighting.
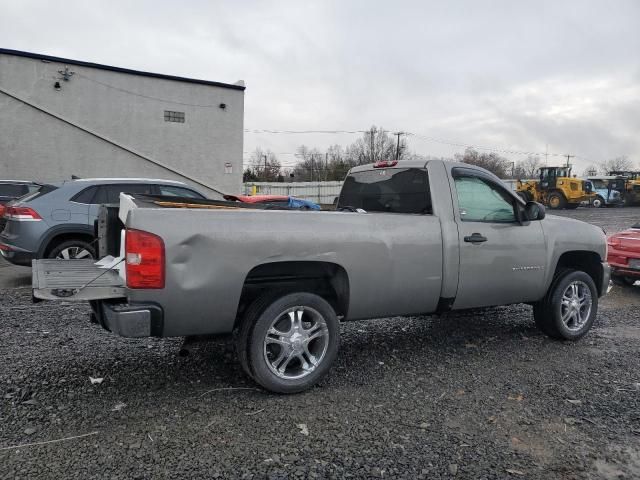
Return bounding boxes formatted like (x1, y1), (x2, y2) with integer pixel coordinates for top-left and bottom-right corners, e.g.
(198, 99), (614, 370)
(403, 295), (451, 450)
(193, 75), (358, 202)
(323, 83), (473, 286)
(1, 207), (639, 479)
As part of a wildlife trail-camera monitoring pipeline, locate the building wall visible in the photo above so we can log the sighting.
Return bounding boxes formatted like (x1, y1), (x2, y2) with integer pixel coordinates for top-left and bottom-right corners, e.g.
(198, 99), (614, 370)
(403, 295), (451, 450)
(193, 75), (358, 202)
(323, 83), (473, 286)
(0, 53), (244, 198)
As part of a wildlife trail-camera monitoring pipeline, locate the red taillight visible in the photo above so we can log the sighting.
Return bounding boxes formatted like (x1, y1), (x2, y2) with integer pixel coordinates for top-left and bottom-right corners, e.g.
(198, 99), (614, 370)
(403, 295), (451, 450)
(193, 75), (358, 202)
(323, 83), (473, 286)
(4, 206), (42, 221)
(0, 205), (5, 218)
(373, 160), (398, 168)
(125, 229), (165, 289)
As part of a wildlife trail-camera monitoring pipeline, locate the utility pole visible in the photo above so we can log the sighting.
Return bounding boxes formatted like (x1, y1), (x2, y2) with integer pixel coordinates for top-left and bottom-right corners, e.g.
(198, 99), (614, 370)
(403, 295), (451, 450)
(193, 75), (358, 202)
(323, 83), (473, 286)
(545, 143), (549, 166)
(262, 154), (268, 181)
(325, 152), (329, 181)
(370, 128), (375, 163)
(394, 132), (404, 160)
(564, 154), (575, 168)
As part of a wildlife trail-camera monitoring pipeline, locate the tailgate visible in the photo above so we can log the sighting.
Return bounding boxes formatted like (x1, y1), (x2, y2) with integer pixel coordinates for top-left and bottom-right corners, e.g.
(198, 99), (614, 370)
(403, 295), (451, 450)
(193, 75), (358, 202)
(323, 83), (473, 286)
(32, 259), (125, 301)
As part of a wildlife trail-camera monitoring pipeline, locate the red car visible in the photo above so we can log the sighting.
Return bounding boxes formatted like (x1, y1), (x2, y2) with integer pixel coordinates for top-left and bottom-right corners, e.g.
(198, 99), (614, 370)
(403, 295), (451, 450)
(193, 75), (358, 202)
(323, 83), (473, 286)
(607, 223), (640, 285)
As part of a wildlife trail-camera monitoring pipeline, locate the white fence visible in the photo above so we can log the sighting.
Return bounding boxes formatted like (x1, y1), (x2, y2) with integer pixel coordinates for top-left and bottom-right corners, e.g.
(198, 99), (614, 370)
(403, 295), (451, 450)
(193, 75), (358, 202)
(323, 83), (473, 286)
(243, 181), (343, 204)
(244, 178), (520, 204)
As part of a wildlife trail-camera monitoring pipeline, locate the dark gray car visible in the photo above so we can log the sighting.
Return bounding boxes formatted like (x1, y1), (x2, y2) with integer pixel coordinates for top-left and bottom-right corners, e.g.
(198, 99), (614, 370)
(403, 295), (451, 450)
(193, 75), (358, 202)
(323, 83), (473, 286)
(0, 178), (205, 265)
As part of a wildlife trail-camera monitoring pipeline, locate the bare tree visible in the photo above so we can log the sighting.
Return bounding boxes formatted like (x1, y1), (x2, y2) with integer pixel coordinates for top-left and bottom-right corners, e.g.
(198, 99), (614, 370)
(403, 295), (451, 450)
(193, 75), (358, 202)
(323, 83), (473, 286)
(345, 126), (408, 164)
(599, 156), (636, 174)
(454, 148), (511, 178)
(514, 156), (542, 179)
(247, 148), (281, 181)
(292, 146), (324, 182)
(582, 165), (599, 177)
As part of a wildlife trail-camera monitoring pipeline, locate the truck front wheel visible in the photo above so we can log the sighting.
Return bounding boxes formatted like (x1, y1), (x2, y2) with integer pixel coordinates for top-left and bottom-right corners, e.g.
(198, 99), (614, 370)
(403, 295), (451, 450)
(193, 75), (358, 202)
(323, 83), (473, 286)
(547, 192), (566, 210)
(235, 292), (340, 393)
(533, 269), (598, 340)
(592, 196), (605, 208)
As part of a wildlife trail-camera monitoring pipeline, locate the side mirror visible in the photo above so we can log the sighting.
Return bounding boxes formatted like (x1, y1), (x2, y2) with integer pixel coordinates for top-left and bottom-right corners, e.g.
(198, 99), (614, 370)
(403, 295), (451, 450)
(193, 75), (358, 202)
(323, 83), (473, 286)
(525, 201), (546, 221)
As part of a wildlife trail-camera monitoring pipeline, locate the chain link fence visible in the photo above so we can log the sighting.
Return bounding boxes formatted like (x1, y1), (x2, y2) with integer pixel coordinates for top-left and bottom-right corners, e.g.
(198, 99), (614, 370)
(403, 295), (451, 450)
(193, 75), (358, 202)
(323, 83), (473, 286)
(243, 181), (343, 205)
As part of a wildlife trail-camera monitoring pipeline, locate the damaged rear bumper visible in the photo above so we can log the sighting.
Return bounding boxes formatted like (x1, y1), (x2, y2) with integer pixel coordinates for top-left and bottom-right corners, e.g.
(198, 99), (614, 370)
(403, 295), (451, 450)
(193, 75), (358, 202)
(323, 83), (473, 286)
(91, 301), (164, 338)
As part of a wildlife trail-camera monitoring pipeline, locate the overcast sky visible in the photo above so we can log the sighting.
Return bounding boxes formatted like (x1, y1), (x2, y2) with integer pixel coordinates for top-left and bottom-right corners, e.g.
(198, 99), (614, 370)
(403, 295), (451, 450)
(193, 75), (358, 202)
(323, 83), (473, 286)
(1, 0), (639, 171)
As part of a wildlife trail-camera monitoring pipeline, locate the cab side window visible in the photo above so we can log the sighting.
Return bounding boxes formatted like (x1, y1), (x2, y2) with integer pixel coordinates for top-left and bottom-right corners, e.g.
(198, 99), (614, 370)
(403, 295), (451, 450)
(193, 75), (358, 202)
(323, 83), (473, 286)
(454, 175), (516, 223)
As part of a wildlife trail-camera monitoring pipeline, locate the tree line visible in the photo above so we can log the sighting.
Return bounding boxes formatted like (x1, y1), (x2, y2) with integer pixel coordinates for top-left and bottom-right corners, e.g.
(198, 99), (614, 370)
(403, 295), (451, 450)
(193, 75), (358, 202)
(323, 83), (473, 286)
(243, 126), (637, 182)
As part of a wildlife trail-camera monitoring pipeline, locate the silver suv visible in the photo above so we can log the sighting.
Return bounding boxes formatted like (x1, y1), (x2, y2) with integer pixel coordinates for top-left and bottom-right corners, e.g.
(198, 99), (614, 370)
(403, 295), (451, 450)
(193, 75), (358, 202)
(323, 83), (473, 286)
(0, 178), (205, 266)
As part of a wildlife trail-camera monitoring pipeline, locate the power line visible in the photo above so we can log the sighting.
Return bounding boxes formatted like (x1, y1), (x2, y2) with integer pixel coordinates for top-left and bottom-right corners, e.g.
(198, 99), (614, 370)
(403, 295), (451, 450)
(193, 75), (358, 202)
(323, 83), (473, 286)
(244, 127), (589, 162)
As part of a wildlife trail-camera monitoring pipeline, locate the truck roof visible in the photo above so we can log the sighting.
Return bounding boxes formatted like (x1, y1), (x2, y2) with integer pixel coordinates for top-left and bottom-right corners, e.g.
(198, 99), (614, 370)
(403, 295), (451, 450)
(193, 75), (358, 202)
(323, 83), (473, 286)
(349, 160), (430, 173)
(348, 159), (497, 175)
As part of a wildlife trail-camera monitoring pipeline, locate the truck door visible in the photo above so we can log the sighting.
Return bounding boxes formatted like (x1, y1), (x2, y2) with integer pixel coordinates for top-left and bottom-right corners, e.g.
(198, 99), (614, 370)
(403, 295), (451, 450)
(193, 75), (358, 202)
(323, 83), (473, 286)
(450, 168), (547, 309)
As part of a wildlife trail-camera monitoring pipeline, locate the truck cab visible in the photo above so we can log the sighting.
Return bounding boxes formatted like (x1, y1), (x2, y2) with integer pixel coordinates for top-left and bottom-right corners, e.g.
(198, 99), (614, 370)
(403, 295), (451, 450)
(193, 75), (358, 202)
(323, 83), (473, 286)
(585, 177), (625, 208)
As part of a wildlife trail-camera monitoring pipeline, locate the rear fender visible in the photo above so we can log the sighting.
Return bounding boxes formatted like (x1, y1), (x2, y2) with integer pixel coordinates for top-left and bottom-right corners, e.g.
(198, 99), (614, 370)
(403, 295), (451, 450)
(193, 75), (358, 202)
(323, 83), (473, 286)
(37, 224), (95, 258)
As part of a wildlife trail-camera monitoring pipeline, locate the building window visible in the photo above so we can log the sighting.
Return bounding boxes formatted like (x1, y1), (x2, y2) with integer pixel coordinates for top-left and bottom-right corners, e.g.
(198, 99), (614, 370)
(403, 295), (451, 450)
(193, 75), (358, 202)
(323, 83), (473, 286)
(164, 110), (185, 123)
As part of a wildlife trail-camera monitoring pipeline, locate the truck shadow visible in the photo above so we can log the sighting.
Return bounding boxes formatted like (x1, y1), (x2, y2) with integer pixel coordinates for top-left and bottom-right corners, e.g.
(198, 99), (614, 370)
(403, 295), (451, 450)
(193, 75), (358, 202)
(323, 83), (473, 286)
(17, 303), (605, 402)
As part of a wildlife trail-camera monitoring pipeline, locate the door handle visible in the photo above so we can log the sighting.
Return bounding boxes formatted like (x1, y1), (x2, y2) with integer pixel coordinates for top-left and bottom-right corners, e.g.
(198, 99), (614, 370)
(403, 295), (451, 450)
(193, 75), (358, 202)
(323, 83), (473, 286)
(464, 233), (487, 243)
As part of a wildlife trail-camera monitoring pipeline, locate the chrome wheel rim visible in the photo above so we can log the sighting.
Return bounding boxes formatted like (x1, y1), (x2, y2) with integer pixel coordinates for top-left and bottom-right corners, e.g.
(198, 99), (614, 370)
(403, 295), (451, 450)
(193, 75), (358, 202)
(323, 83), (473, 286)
(263, 306), (329, 380)
(560, 281), (592, 331)
(593, 198), (602, 208)
(56, 247), (92, 260)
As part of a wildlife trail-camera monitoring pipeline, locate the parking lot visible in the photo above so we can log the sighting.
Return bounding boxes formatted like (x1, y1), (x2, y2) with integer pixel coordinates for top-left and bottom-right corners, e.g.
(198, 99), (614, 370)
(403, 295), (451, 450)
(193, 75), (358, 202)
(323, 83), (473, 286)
(1, 207), (639, 480)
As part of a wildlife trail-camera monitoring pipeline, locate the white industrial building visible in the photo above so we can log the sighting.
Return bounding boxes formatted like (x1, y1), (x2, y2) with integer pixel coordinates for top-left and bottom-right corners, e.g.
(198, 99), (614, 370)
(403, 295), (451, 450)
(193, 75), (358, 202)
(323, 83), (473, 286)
(0, 49), (245, 198)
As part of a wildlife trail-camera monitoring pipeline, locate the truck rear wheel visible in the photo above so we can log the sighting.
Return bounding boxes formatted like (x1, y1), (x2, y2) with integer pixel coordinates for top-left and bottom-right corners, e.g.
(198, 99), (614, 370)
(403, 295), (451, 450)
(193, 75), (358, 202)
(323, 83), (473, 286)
(48, 239), (96, 260)
(235, 292), (340, 393)
(533, 269), (598, 340)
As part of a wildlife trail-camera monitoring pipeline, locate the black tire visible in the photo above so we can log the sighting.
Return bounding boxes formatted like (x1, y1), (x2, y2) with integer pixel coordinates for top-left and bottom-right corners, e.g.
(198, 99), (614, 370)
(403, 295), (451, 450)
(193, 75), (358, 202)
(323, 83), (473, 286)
(533, 269), (598, 341)
(235, 292), (340, 394)
(592, 196), (605, 208)
(547, 192), (566, 210)
(612, 274), (637, 286)
(47, 239), (96, 260)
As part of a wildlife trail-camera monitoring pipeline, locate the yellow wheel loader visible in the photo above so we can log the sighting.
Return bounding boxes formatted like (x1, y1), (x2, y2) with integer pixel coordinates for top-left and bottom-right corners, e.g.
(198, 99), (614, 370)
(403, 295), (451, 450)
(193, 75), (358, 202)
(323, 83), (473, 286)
(608, 171), (640, 206)
(516, 166), (594, 210)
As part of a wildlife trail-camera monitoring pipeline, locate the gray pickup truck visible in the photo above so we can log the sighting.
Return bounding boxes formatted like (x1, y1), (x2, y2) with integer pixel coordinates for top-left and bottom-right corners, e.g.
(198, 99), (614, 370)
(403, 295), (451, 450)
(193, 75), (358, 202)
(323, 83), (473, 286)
(32, 160), (611, 393)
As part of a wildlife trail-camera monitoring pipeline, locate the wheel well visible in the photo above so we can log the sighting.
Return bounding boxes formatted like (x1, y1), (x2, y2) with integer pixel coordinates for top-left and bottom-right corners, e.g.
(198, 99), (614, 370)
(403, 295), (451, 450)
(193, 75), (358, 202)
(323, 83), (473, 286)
(555, 251), (604, 295)
(235, 261), (350, 326)
(43, 232), (95, 257)
(549, 189), (566, 199)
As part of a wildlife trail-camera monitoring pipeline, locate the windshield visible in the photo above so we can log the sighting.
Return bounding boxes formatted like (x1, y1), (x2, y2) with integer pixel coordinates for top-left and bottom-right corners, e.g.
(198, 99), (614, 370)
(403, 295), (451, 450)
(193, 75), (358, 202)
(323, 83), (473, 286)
(338, 168), (432, 214)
